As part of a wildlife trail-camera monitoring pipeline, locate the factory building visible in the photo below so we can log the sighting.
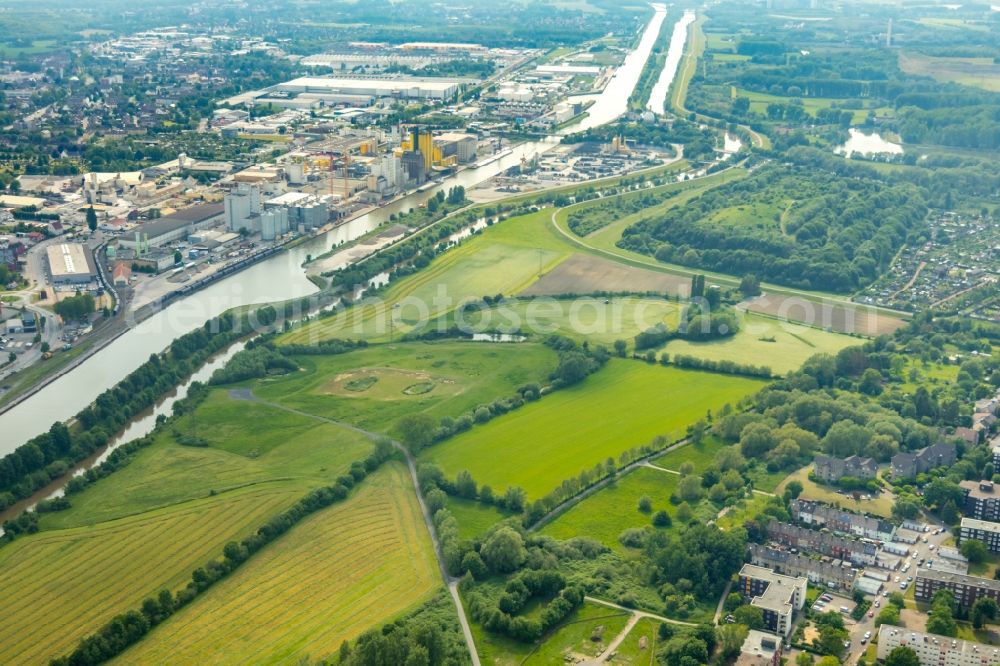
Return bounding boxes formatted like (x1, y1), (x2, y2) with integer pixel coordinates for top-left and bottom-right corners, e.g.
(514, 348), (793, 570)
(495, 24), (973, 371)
(435, 132), (478, 163)
(46, 243), (97, 285)
(225, 183), (263, 232)
(118, 204), (225, 250)
(271, 76), (463, 102)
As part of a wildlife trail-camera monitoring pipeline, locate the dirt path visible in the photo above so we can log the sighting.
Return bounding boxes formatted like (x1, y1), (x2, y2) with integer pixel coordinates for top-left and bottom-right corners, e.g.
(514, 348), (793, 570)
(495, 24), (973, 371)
(891, 260), (926, 300)
(529, 438), (690, 532)
(713, 580), (733, 624)
(229, 388), (481, 666)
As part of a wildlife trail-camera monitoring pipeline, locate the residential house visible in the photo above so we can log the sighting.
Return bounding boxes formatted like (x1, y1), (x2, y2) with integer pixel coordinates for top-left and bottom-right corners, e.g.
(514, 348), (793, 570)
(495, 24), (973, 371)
(767, 521), (877, 566)
(748, 544), (857, 591)
(891, 442), (957, 479)
(791, 500), (895, 541)
(812, 454), (877, 483)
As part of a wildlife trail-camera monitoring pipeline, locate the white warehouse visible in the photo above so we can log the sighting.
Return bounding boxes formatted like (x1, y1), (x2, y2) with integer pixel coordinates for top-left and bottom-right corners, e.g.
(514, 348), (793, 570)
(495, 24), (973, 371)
(271, 76), (464, 101)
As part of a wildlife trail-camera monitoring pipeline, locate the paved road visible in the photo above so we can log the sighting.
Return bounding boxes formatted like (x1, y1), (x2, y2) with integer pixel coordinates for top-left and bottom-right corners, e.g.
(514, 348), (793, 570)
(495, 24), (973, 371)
(229, 388), (482, 665)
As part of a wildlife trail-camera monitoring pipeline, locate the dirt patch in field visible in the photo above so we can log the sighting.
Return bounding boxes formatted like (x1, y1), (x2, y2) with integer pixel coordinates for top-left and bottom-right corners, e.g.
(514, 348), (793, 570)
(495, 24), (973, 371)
(521, 253), (690, 297)
(743, 294), (907, 336)
(322, 367), (460, 399)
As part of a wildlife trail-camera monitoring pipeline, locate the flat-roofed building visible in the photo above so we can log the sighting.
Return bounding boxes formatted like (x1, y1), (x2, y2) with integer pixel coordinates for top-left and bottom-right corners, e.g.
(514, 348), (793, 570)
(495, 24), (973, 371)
(914, 568), (1000, 609)
(960, 480), (1000, 521)
(737, 630), (782, 666)
(118, 203), (224, 250)
(877, 625), (1000, 666)
(46, 243), (96, 284)
(272, 76), (464, 101)
(738, 564), (807, 637)
(960, 517), (1000, 554)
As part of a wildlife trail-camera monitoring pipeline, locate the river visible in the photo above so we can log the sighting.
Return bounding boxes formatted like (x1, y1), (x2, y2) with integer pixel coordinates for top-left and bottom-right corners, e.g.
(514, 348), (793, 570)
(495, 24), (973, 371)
(0, 3), (682, 454)
(647, 10), (696, 114)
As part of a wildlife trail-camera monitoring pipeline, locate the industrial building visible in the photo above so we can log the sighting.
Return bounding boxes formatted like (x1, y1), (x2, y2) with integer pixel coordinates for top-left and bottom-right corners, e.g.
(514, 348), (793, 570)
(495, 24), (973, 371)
(46, 243), (97, 285)
(877, 625), (1000, 666)
(270, 76), (464, 102)
(960, 517), (1000, 553)
(737, 564), (807, 637)
(118, 203), (224, 250)
(224, 184), (328, 236)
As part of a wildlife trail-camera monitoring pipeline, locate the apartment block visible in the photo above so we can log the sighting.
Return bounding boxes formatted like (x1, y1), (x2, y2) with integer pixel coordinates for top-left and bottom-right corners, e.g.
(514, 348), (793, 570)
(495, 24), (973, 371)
(738, 564), (807, 637)
(877, 625), (1000, 666)
(960, 517), (1000, 554)
(960, 480), (1000, 522)
(748, 544), (857, 591)
(914, 568), (1000, 609)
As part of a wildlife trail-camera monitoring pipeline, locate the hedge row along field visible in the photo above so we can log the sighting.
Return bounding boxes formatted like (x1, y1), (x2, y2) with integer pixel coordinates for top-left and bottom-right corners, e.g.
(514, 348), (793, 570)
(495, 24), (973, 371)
(421, 360), (765, 500)
(112, 463), (439, 666)
(0, 484), (302, 665)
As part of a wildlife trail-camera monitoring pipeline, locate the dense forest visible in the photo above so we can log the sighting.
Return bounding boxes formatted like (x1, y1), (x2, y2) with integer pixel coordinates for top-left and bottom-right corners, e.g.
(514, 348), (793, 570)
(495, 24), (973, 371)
(618, 162), (928, 292)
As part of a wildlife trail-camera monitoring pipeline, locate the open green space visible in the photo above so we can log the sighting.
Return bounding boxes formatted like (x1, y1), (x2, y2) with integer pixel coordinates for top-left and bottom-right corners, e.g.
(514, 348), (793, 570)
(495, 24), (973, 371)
(422, 360), (765, 500)
(40, 390), (373, 530)
(733, 87), (877, 124)
(540, 467), (686, 549)
(113, 463), (440, 666)
(776, 466), (894, 517)
(652, 436), (727, 473)
(445, 496), (516, 540)
(608, 616), (662, 665)
(429, 296), (682, 346)
(254, 341), (557, 434)
(663, 311), (857, 376)
(472, 601), (630, 666)
(0, 484), (305, 665)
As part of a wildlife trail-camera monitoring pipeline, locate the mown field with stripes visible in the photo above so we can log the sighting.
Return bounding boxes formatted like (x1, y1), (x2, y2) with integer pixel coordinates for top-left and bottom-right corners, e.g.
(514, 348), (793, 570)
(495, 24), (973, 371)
(113, 462), (439, 666)
(0, 484), (303, 664)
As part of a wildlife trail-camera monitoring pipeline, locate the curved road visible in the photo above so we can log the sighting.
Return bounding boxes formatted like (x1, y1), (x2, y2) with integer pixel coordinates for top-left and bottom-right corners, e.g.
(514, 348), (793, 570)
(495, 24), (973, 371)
(228, 388), (481, 665)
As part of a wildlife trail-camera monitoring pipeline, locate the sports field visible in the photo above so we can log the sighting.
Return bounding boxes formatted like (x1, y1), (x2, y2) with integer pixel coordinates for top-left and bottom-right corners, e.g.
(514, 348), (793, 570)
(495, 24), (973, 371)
(541, 467), (683, 549)
(664, 311), (858, 375)
(0, 484), (304, 665)
(114, 463), (440, 665)
(421, 360), (765, 500)
(253, 341), (557, 432)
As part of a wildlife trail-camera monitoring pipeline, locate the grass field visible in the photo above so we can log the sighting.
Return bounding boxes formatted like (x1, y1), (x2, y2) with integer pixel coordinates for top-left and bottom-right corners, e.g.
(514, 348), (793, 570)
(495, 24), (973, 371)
(253, 341), (557, 433)
(652, 436), (727, 473)
(0, 484), (305, 665)
(114, 463), (440, 666)
(41, 390), (373, 529)
(430, 295), (682, 347)
(608, 617), (662, 665)
(540, 467), (682, 549)
(663, 311), (858, 375)
(732, 87), (878, 124)
(472, 601), (630, 666)
(445, 496), (516, 540)
(421, 360), (765, 500)
(743, 294), (908, 337)
(899, 51), (1000, 92)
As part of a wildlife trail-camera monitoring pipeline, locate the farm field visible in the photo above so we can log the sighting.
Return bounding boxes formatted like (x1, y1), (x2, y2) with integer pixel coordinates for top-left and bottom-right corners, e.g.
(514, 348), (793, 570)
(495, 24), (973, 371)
(520, 253), (690, 297)
(899, 51), (1000, 92)
(663, 311), (857, 375)
(742, 294), (908, 336)
(540, 466), (686, 549)
(282, 208), (574, 345)
(253, 341), (557, 433)
(114, 462), (440, 666)
(472, 601), (630, 666)
(431, 295), (681, 347)
(40, 389), (373, 530)
(421, 360), (765, 500)
(608, 616), (662, 665)
(0, 484), (304, 665)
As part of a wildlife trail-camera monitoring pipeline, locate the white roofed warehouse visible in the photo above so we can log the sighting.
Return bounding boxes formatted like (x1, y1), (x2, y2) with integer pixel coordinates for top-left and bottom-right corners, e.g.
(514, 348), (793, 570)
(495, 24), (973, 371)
(46, 243), (97, 285)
